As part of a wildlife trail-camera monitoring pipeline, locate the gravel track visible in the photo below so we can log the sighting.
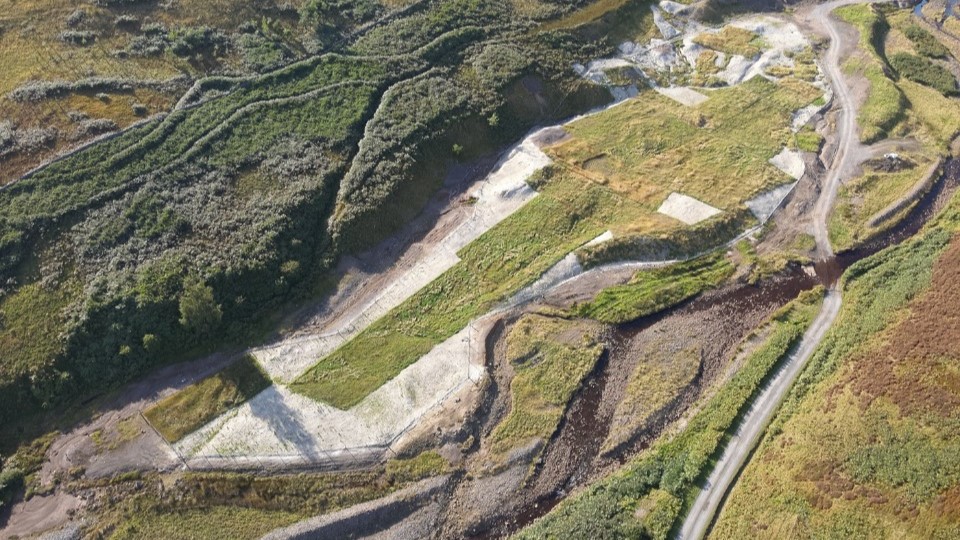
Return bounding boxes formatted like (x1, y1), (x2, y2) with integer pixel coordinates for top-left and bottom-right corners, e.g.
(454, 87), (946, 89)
(677, 2), (875, 538)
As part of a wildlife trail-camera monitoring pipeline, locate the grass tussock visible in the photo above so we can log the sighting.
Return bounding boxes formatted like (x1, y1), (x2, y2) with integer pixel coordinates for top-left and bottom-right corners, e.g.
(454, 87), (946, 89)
(144, 354), (271, 443)
(692, 26), (763, 58)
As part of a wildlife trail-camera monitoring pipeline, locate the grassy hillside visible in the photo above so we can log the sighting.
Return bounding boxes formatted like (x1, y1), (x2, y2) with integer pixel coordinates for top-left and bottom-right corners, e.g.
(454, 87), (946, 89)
(0, 0), (622, 444)
(292, 71), (822, 409)
(713, 201), (960, 539)
(829, 5), (960, 250)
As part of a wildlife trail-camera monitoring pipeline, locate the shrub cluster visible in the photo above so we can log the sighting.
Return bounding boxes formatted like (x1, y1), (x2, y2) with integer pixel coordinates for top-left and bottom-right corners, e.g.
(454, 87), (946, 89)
(0, 0), (610, 441)
(889, 52), (957, 96)
(7, 76), (190, 102)
(902, 24), (950, 58)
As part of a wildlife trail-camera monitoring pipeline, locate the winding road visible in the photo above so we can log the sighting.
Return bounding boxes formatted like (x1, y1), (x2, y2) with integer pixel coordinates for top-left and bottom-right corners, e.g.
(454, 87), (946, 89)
(677, 1), (873, 538)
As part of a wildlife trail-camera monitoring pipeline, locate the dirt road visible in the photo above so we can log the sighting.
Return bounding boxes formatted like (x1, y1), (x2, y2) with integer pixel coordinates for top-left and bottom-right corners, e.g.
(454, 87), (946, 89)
(677, 2), (872, 538)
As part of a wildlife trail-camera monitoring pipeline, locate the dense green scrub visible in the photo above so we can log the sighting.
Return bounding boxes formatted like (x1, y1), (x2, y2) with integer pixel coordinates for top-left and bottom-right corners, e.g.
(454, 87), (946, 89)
(0, 0), (624, 440)
(516, 288), (823, 539)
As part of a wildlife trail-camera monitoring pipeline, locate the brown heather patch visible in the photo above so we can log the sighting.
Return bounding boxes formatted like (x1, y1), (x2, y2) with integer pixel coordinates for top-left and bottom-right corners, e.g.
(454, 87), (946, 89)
(842, 237), (960, 417)
(932, 485), (960, 519)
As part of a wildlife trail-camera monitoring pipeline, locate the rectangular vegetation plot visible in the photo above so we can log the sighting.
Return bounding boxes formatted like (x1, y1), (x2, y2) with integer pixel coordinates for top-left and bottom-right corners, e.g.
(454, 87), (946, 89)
(548, 78), (821, 211)
(291, 172), (648, 409)
(144, 354), (271, 443)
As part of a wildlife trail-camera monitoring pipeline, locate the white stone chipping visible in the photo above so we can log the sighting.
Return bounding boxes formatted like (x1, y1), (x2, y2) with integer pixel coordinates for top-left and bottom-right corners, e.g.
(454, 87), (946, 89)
(745, 181), (798, 222)
(655, 86), (709, 106)
(177, 324), (486, 465)
(659, 0), (692, 16)
(769, 148), (806, 180)
(253, 134), (548, 382)
(652, 5), (681, 40)
(657, 192), (723, 225)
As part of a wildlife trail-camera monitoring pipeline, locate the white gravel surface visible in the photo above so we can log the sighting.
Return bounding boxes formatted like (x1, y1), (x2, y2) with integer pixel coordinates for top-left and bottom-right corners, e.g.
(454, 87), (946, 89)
(769, 148), (806, 180)
(178, 323), (486, 465)
(652, 5), (681, 40)
(655, 86), (709, 106)
(657, 192), (723, 225)
(746, 181), (798, 222)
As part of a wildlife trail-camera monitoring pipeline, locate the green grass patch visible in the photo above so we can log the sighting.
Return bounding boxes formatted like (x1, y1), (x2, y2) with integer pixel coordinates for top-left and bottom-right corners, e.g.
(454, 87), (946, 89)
(291, 173), (645, 409)
(793, 126), (824, 152)
(575, 253), (734, 324)
(488, 315), (603, 458)
(859, 63), (908, 144)
(889, 52), (957, 96)
(692, 26), (764, 58)
(144, 354), (271, 443)
(551, 77), (822, 210)
(829, 153), (936, 251)
(836, 4), (909, 144)
(516, 287), (824, 539)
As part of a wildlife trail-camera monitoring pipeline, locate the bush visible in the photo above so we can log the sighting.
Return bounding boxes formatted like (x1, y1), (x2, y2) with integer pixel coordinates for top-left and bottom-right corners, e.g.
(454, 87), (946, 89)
(902, 24), (949, 58)
(0, 467), (24, 509)
(59, 30), (97, 45)
(889, 52), (957, 96)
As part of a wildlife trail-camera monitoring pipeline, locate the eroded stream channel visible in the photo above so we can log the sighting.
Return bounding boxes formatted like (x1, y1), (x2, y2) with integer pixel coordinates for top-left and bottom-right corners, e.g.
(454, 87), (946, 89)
(451, 158), (960, 539)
